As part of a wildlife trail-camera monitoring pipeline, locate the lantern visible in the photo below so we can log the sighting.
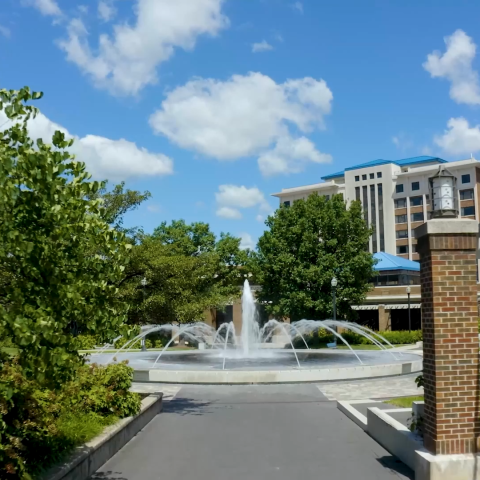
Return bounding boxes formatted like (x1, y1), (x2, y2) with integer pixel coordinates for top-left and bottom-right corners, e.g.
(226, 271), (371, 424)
(429, 165), (458, 218)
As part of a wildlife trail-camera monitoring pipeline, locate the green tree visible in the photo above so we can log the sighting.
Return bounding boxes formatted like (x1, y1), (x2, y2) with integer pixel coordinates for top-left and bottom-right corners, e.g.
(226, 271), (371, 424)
(255, 193), (376, 321)
(88, 181), (151, 241)
(122, 221), (250, 325)
(0, 87), (131, 385)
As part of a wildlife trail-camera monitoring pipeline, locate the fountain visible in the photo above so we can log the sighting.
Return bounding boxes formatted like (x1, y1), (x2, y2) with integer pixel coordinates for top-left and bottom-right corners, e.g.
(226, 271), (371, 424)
(90, 280), (422, 384)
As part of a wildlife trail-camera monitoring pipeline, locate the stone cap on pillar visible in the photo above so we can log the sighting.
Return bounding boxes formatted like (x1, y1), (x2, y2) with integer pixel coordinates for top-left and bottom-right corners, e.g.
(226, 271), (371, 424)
(414, 218), (478, 240)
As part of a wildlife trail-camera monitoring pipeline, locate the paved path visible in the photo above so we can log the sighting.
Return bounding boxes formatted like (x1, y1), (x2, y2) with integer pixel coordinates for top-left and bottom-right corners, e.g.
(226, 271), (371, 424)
(93, 384), (413, 480)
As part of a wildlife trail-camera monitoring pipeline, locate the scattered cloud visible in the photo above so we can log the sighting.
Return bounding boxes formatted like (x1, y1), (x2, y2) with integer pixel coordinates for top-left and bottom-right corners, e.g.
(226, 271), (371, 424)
(434, 117), (480, 155)
(252, 40), (273, 53)
(258, 135), (331, 176)
(78, 5), (89, 14)
(0, 110), (173, 182)
(57, 0), (229, 96)
(150, 72), (333, 175)
(216, 206), (242, 219)
(22, 0), (62, 16)
(391, 133), (414, 152)
(273, 33), (284, 43)
(0, 25), (11, 38)
(147, 204), (161, 213)
(215, 185), (270, 219)
(256, 214), (264, 223)
(292, 1), (303, 14)
(421, 145), (433, 156)
(98, 0), (116, 22)
(195, 201), (206, 209)
(424, 29), (480, 105)
(239, 233), (255, 250)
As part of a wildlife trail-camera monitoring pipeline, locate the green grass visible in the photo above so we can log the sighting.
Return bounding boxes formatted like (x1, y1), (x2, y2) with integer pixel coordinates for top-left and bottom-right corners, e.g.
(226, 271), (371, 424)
(312, 344), (409, 351)
(56, 411), (118, 445)
(384, 395), (424, 408)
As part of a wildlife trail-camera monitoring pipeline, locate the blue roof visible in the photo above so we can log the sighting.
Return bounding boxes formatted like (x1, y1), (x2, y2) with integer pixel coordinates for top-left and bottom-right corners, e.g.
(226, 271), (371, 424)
(373, 252), (420, 272)
(321, 156), (447, 180)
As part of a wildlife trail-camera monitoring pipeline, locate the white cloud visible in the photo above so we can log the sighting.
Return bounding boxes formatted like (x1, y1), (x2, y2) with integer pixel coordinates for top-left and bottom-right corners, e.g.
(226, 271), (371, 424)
(195, 201), (205, 208)
(252, 40), (273, 53)
(424, 29), (480, 105)
(391, 133), (413, 151)
(0, 25), (11, 38)
(256, 214), (264, 223)
(216, 206), (242, 219)
(78, 5), (89, 14)
(150, 72), (333, 175)
(292, 2), (303, 14)
(215, 184), (269, 210)
(58, 0), (229, 96)
(147, 204), (161, 213)
(98, 1), (116, 21)
(239, 233), (255, 250)
(0, 110), (173, 182)
(23, 0), (62, 16)
(258, 135), (331, 176)
(392, 136), (400, 147)
(434, 117), (480, 155)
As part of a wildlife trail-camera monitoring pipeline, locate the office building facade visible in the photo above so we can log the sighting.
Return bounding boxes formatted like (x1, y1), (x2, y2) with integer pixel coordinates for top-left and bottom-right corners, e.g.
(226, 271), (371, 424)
(272, 156), (480, 262)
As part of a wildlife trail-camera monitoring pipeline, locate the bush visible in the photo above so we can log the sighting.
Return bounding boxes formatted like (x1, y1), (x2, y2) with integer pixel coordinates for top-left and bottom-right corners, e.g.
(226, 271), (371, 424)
(0, 361), (141, 478)
(293, 329), (422, 348)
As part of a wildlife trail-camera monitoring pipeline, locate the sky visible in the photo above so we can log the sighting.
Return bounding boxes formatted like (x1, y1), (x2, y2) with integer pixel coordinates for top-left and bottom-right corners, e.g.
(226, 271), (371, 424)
(1, 0), (480, 249)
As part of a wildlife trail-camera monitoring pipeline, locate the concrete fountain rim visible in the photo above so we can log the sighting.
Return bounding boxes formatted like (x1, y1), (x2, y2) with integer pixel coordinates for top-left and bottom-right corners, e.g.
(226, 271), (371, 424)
(123, 348), (423, 385)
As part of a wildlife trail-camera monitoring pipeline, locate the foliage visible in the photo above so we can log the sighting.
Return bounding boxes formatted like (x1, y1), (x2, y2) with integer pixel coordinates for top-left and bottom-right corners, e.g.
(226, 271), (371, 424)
(292, 329), (422, 348)
(0, 361), (140, 478)
(415, 374), (424, 388)
(88, 181), (151, 241)
(121, 221), (251, 325)
(254, 193), (376, 321)
(0, 87), (132, 386)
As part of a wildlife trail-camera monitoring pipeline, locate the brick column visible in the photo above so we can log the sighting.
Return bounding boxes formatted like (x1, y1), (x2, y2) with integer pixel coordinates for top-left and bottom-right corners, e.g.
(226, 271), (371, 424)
(415, 219), (480, 455)
(378, 305), (391, 331)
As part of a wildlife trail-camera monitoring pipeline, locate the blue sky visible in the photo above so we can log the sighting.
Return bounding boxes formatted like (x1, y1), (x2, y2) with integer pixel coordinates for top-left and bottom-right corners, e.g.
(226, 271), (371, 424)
(2, 0), (480, 249)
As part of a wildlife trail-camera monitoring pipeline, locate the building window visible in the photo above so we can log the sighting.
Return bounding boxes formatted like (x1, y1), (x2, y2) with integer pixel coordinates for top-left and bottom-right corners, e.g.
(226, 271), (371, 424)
(411, 212), (424, 222)
(410, 196), (423, 207)
(355, 186), (360, 201)
(325, 195), (330, 200)
(394, 198), (407, 208)
(362, 174), (367, 180)
(362, 185), (368, 224)
(461, 206), (475, 216)
(370, 184), (377, 253)
(283, 201), (290, 207)
(396, 184), (404, 194)
(396, 230), (408, 239)
(460, 189), (474, 200)
(462, 174), (471, 184)
(355, 175), (359, 182)
(378, 184), (385, 251)
(395, 214), (407, 224)
(425, 194), (430, 204)
(377, 172), (382, 178)
(412, 243), (418, 253)
(369, 173), (374, 179)
(412, 181), (420, 191)
(396, 245), (409, 254)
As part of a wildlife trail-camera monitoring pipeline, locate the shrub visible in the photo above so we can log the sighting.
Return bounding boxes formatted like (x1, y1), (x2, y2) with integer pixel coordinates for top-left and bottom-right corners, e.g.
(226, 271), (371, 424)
(0, 361), (141, 478)
(293, 329), (422, 348)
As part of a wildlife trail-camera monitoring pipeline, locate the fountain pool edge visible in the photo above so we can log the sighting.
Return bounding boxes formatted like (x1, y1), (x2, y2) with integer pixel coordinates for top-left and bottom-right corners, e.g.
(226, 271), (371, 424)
(131, 353), (423, 384)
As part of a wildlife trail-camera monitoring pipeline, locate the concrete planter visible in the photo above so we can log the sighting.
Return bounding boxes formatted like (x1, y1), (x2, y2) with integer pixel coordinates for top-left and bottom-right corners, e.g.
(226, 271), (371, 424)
(39, 392), (163, 480)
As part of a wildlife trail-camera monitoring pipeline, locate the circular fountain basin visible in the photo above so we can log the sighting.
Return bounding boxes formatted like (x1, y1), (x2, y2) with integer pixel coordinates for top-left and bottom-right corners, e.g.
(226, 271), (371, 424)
(90, 348), (422, 384)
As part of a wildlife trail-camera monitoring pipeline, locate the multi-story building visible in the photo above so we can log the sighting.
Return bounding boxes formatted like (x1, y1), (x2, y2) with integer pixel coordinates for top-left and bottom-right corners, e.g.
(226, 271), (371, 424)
(272, 155), (480, 262)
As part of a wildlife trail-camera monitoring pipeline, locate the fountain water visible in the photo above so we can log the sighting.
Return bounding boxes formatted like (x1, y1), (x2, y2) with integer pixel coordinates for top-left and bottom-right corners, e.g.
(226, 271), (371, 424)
(90, 279), (421, 383)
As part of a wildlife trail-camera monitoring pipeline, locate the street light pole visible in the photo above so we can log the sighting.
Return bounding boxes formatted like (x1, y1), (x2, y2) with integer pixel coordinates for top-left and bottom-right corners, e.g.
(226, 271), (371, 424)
(331, 277), (338, 346)
(141, 277), (147, 351)
(406, 285), (411, 333)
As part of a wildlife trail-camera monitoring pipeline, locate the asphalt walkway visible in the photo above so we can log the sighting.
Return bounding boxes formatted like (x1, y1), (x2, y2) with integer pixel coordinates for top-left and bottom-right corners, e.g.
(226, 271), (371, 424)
(92, 384), (413, 480)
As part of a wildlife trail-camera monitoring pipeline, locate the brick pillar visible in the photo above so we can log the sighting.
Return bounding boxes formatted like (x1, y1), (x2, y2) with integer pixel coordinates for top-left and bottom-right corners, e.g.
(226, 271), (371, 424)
(378, 305), (391, 331)
(415, 219), (480, 455)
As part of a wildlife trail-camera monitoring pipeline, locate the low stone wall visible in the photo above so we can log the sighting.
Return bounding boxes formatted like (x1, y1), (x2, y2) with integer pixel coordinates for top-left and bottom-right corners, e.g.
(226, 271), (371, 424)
(39, 392), (163, 480)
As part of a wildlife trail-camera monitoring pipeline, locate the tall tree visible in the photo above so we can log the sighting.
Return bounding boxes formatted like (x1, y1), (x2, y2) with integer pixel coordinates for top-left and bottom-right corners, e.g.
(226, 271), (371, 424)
(255, 193), (376, 321)
(0, 87), (131, 384)
(122, 221), (250, 325)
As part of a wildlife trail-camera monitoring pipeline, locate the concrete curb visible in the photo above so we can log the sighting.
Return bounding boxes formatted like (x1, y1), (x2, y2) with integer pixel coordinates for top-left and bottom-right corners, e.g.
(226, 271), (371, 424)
(39, 392), (163, 480)
(337, 399), (381, 431)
